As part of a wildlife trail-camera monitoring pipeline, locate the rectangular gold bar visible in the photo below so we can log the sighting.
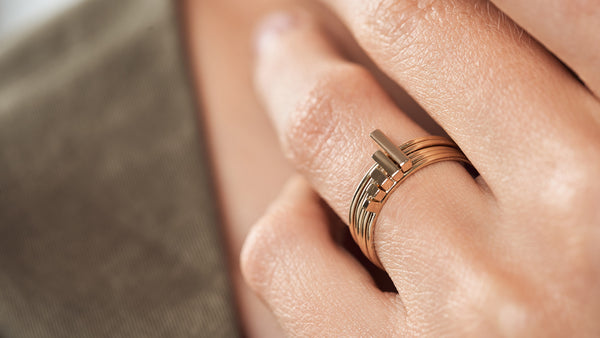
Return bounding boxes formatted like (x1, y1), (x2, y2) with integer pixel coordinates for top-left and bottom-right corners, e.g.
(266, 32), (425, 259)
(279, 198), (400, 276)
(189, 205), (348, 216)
(370, 168), (393, 190)
(364, 199), (382, 213)
(390, 168), (404, 181)
(370, 129), (413, 172)
(366, 183), (386, 202)
(372, 150), (400, 178)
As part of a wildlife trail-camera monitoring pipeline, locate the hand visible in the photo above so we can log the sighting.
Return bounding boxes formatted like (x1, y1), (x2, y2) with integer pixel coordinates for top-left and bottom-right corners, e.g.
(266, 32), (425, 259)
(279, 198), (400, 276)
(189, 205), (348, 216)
(241, 1), (600, 336)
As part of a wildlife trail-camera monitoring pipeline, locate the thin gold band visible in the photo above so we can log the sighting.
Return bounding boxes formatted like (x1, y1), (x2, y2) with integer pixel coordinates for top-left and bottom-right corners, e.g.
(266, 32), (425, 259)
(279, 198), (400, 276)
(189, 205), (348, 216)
(349, 130), (472, 268)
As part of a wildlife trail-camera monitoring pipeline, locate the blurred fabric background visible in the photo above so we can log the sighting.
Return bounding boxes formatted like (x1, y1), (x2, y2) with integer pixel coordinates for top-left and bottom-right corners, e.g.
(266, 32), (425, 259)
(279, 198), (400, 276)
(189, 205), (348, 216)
(0, 0), (83, 41)
(0, 0), (238, 336)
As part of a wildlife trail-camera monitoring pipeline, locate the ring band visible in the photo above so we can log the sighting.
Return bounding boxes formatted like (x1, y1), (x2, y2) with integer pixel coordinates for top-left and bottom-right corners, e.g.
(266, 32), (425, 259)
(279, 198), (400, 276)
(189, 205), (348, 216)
(349, 130), (472, 268)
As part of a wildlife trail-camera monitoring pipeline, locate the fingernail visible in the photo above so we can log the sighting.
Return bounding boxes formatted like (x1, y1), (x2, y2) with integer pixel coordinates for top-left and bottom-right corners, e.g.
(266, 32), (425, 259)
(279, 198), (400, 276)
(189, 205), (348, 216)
(254, 11), (300, 53)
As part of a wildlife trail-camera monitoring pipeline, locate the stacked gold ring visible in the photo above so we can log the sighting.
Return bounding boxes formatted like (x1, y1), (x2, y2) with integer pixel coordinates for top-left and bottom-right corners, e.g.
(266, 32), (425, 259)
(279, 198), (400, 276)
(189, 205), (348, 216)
(349, 130), (472, 269)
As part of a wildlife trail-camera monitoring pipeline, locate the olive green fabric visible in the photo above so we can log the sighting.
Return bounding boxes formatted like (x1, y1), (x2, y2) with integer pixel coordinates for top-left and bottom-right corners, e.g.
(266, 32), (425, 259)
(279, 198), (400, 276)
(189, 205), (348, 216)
(0, 0), (238, 336)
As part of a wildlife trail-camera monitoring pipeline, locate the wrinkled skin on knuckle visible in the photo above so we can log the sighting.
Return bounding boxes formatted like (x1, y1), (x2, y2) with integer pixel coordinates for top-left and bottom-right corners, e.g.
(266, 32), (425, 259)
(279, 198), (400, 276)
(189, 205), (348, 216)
(281, 87), (337, 170)
(356, 0), (527, 89)
(358, 0), (463, 60)
(281, 64), (372, 171)
(360, 0), (427, 61)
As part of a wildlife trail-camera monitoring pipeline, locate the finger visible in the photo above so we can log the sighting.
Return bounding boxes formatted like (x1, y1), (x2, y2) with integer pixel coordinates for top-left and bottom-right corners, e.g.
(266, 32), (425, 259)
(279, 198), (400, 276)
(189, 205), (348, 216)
(241, 176), (401, 336)
(253, 9), (490, 311)
(319, 0), (600, 202)
(490, 0), (600, 96)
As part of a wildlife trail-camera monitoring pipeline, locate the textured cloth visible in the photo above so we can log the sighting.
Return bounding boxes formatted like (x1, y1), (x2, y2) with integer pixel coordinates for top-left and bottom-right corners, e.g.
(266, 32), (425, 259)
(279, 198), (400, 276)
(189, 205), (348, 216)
(0, 0), (238, 336)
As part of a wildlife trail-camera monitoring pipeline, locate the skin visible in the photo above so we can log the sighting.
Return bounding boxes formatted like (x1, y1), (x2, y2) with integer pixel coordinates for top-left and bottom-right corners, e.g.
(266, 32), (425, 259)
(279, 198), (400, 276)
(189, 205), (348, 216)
(241, 0), (600, 336)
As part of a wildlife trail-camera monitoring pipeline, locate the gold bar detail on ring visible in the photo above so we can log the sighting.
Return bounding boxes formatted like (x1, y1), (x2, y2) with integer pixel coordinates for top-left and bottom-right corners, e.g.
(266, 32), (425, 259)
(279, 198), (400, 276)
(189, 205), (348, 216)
(349, 130), (472, 269)
(370, 129), (413, 172)
(372, 150), (401, 180)
(364, 199), (382, 213)
(366, 183), (386, 202)
(370, 168), (393, 190)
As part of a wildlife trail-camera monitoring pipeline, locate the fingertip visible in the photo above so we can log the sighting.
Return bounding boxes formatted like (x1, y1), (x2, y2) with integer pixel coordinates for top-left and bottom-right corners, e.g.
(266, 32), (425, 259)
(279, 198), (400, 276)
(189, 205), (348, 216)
(279, 174), (314, 202)
(253, 9), (307, 55)
(239, 175), (315, 292)
(239, 214), (268, 293)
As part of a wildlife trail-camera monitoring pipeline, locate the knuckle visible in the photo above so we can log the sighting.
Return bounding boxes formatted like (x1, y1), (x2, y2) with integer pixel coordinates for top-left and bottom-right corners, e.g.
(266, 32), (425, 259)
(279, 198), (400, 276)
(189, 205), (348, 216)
(367, 0), (421, 39)
(240, 209), (288, 292)
(282, 63), (373, 168)
(361, 0), (445, 53)
(509, 118), (600, 215)
(489, 292), (538, 335)
(467, 271), (582, 335)
(462, 276), (539, 335)
(534, 131), (600, 215)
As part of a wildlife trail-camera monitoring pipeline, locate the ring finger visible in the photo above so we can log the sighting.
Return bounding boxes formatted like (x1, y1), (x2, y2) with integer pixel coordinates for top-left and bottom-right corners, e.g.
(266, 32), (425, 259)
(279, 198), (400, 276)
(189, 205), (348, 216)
(254, 10), (491, 315)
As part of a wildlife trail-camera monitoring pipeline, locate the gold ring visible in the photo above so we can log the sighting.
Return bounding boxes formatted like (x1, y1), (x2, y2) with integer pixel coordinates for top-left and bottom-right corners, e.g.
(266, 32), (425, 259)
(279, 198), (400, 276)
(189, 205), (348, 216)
(349, 130), (472, 268)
